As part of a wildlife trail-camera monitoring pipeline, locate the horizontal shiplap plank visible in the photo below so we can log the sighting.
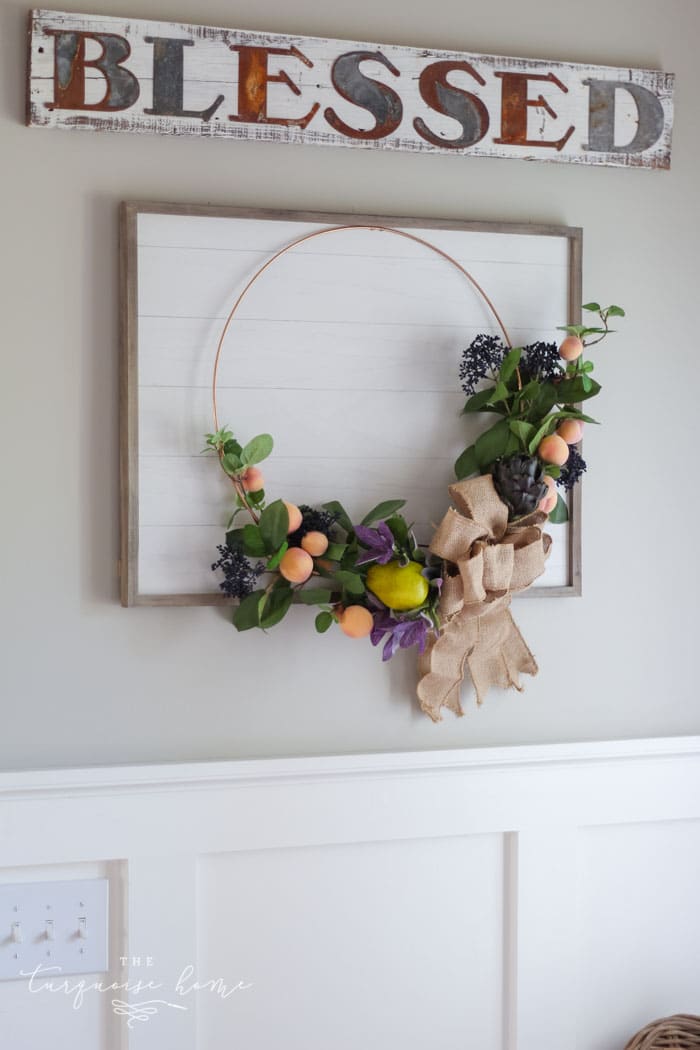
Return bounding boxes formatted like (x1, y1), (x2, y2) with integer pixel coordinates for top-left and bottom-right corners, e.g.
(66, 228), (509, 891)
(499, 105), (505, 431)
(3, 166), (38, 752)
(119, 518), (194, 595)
(138, 217), (570, 267)
(137, 244), (566, 327)
(138, 386), (471, 459)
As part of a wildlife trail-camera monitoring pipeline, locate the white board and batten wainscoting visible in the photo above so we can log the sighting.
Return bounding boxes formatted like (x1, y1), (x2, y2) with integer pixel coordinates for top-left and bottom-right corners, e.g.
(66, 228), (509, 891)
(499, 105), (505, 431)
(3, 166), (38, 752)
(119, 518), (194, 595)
(0, 736), (699, 1050)
(122, 203), (581, 604)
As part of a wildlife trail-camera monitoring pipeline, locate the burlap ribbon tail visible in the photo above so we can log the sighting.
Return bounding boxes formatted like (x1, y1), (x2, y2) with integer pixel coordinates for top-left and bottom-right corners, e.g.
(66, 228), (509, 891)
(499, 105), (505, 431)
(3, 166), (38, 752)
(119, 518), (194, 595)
(417, 475), (552, 722)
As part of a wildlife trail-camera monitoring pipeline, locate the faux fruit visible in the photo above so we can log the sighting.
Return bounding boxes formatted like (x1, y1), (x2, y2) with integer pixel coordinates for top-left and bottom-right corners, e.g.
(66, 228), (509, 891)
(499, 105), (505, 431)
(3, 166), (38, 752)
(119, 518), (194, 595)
(301, 531), (329, 557)
(538, 434), (570, 466)
(493, 454), (548, 520)
(538, 475), (558, 514)
(283, 501), (303, 533)
(556, 419), (583, 444)
(338, 605), (373, 638)
(559, 335), (583, 361)
(366, 560), (429, 611)
(241, 466), (264, 492)
(279, 547), (313, 583)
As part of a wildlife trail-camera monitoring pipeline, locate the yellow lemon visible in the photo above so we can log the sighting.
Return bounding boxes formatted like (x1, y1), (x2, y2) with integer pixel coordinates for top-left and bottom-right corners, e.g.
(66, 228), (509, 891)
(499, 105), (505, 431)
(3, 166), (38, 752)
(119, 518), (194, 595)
(366, 560), (428, 611)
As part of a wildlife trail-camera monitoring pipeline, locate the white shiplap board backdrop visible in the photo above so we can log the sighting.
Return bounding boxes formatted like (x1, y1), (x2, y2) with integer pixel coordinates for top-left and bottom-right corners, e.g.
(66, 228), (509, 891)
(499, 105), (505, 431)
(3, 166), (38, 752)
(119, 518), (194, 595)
(125, 206), (578, 602)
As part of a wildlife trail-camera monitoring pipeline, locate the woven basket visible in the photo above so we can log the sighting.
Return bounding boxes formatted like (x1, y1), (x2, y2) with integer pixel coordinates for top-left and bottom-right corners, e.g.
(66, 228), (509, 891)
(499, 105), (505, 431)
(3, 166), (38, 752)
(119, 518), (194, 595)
(624, 1015), (700, 1049)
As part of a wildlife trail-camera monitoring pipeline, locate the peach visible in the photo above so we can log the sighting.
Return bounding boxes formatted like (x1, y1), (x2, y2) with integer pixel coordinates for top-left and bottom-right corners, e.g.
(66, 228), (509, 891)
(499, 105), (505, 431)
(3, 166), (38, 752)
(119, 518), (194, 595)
(301, 531), (329, 557)
(538, 475), (558, 515)
(556, 419), (583, 445)
(339, 605), (374, 639)
(241, 466), (265, 492)
(283, 501), (303, 533)
(559, 335), (584, 361)
(538, 434), (570, 466)
(279, 547), (313, 584)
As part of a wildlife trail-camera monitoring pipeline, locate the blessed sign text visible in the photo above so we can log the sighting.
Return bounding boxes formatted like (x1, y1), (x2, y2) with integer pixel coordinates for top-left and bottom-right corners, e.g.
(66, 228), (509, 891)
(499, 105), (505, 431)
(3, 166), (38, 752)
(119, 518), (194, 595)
(27, 10), (675, 169)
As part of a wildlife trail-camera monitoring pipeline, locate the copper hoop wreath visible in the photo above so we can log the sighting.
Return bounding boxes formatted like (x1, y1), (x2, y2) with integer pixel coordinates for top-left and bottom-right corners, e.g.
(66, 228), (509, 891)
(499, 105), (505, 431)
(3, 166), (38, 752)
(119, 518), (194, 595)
(211, 223), (513, 432)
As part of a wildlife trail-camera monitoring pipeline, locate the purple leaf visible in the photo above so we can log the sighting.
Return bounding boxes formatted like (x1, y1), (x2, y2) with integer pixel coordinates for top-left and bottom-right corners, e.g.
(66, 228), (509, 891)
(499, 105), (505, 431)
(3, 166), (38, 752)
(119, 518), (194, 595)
(354, 521), (395, 566)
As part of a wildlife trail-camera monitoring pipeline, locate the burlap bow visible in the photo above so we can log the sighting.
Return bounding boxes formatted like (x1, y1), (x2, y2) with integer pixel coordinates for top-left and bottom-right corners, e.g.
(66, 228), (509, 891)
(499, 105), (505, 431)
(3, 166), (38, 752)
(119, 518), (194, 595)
(417, 475), (552, 721)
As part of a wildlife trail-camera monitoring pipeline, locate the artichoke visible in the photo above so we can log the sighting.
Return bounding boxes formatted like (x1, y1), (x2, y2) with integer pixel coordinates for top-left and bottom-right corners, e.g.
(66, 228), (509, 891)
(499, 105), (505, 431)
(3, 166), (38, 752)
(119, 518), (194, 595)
(492, 454), (548, 520)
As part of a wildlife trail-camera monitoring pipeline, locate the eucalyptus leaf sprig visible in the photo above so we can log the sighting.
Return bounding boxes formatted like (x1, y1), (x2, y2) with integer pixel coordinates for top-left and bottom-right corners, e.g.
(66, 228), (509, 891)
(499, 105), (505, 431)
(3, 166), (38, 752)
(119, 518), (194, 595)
(454, 300), (625, 523)
(204, 428), (273, 525)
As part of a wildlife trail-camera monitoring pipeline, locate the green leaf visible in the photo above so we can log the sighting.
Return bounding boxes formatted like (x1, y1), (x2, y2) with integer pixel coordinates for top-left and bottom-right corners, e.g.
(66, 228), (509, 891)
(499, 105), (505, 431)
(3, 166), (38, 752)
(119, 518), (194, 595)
(581, 361), (595, 373)
(233, 589), (266, 631)
(499, 346), (522, 383)
(548, 492), (569, 524)
(361, 499), (406, 526)
(462, 387), (496, 413)
(205, 427), (233, 449)
(454, 444), (478, 480)
(322, 500), (353, 534)
(582, 302), (601, 312)
(226, 525), (267, 558)
(544, 464), (561, 479)
(549, 409), (599, 425)
(508, 420), (535, 445)
(313, 559), (340, 578)
(297, 588), (334, 605)
(240, 433), (274, 466)
(247, 488), (266, 505)
(222, 453), (242, 476)
(487, 381), (509, 404)
(474, 419), (513, 470)
(386, 514), (409, 548)
(315, 611), (334, 633)
(334, 570), (365, 595)
(518, 380), (540, 403)
(529, 382), (560, 418)
(556, 324), (587, 337)
(260, 584), (294, 629)
(258, 500), (289, 553)
(266, 541), (288, 571)
(606, 304), (625, 318)
(581, 375), (593, 393)
(223, 438), (242, 456)
(528, 417), (557, 456)
(242, 524), (266, 557)
(555, 377), (602, 404)
(324, 542), (347, 561)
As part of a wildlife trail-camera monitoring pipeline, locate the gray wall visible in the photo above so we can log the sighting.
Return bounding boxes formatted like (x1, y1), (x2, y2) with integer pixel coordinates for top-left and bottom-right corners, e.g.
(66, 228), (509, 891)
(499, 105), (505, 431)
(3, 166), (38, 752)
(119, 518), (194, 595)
(2, 0), (697, 770)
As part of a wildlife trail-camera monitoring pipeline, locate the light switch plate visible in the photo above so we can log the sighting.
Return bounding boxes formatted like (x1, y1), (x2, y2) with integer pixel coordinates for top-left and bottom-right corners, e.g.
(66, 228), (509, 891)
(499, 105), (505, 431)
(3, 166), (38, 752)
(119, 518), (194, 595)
(0, 878), (109, 981)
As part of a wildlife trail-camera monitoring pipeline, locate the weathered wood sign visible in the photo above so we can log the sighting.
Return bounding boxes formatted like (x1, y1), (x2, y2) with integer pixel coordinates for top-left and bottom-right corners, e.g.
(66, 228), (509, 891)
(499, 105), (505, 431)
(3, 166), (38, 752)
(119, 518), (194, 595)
(27, 10), (674, 170)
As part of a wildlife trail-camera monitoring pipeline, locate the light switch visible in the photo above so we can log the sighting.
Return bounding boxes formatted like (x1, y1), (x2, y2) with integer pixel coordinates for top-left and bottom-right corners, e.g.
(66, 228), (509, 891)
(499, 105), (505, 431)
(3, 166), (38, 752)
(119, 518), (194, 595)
(0, 879), (108, 981)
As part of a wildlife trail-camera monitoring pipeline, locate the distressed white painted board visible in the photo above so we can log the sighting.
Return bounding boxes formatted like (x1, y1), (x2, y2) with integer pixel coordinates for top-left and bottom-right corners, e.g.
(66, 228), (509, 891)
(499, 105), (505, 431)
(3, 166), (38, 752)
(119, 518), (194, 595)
(126, 206), (575, 601)
(28, 10), (674, 169)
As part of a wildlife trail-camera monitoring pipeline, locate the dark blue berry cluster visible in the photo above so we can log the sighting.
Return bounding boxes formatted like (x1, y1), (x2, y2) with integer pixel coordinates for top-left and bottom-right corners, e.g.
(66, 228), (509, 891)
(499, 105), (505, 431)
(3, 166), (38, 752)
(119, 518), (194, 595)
(211, 546), (264, 598)
(459, 334), (507, 395)
(557, 447), (587, 491)
(520, 341), (562, 383)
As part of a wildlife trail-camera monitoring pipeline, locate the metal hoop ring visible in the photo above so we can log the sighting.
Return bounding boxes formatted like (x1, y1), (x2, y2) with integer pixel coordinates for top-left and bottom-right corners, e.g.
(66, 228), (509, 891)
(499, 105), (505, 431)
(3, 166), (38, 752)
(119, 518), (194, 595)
(211, 223), (512, 431)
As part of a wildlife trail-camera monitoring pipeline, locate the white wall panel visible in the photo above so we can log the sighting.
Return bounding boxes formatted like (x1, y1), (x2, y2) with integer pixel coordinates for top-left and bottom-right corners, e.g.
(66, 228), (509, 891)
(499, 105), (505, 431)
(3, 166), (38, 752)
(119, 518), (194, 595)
(198, 836), (504, 1050)
(576, 820), (700, 1050)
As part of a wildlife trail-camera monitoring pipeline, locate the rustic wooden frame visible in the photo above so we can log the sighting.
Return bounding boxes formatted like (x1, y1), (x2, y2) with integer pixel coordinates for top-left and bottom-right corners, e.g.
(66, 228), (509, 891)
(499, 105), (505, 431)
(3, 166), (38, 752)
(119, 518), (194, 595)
(119, 201), (582, 606)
